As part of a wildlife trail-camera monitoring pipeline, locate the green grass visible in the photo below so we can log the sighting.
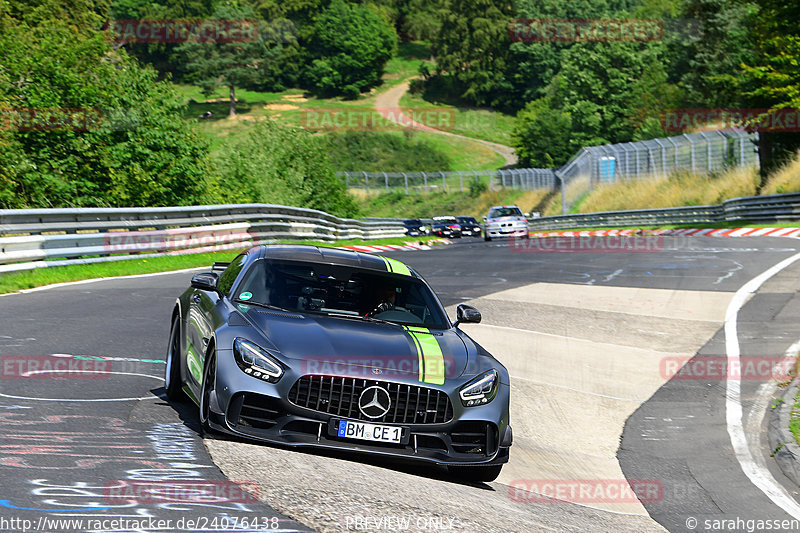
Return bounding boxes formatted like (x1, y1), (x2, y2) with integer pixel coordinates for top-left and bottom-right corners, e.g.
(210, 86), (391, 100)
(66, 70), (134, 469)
(352, 188), (551, 219)
(399, 90), (516, 147)
(176, 81), (507, 172)
(414, 132), (506, 171)
(0, 237), (442, 295)
(790, 386), (800, 448)
(382, 41), (432, 88)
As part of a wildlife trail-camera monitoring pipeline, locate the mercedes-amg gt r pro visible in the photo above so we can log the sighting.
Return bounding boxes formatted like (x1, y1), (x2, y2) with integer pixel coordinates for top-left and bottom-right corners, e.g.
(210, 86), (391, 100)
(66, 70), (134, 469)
(166, 245), (512, 482)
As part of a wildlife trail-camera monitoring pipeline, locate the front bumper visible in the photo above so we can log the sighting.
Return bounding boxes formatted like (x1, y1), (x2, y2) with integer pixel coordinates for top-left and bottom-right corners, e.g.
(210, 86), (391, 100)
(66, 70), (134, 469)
(209, 351), (511, 466)
(485, 224), (528, 238)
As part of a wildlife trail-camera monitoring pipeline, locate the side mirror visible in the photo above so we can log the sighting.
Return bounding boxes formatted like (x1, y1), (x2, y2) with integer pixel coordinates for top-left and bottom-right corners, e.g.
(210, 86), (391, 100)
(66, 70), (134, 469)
(482, 216), (487, 222)
(454, 304), (481, 327)
(191, 272), (219, 293)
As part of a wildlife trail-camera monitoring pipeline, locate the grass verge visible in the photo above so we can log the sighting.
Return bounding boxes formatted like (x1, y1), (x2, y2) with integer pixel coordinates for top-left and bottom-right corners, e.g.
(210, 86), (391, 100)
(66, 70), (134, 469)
(0, 237), (441, 295)
(352, 188), (550, 219)
(790, 386), (800, 448)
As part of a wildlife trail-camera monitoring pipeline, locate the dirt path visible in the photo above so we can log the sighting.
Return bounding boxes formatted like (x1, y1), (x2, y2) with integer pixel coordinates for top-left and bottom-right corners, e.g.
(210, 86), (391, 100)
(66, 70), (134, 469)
(374, 80), (518, 167)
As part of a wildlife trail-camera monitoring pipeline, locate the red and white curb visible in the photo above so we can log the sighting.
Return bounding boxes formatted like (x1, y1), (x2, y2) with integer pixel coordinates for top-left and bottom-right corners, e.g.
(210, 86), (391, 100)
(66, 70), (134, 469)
(338, 238), (451, 253)
(530, 228), (800, 239)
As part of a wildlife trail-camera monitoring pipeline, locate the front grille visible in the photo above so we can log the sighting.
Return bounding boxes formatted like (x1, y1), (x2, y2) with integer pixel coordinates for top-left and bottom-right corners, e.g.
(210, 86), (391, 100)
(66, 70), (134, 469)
(451, 421), (498, 456)
(233, 392), (281, 430)
(288, 376), (453, 425)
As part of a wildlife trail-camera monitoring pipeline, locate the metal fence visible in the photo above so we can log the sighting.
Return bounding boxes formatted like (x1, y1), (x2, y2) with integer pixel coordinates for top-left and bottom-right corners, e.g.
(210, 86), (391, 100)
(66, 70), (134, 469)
(339, 169), (557, 194)
(556, 129), (758, 213)
(0, 204), (405, 274)
(340, 129), (759, 215)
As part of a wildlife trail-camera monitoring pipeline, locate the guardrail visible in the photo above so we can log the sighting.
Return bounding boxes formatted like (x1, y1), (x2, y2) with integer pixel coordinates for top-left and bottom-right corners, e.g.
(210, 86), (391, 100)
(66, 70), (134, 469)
(0, 204), (405, 274)
(527, 193), (800, 230)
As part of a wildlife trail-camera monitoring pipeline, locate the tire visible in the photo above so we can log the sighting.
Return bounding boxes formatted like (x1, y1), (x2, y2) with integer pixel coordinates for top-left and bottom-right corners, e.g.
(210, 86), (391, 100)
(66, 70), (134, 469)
(447, 464), (503, 483)
(164, 315), (185, 401)
(199, 349), (216, 434)
(484, 235), (491, 242)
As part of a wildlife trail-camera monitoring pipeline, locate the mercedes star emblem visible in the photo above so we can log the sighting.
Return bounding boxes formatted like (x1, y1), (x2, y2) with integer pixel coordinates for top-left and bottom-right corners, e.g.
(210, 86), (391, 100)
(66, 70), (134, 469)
(358, 386), (391, 419)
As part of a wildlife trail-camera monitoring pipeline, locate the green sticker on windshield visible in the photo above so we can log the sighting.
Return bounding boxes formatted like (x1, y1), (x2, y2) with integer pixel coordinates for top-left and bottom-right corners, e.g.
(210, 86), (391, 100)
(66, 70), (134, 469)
(239, 291), (253, 301)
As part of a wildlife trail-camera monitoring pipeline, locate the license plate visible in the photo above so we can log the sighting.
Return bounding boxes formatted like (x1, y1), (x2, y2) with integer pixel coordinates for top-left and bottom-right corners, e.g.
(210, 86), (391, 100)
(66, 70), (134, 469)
(336, 420), (402, 443)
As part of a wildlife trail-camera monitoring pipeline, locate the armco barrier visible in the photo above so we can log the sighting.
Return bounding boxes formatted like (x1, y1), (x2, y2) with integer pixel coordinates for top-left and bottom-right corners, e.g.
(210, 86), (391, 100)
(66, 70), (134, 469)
(0, 204), (405, 274)
(527, 192), (800, 230)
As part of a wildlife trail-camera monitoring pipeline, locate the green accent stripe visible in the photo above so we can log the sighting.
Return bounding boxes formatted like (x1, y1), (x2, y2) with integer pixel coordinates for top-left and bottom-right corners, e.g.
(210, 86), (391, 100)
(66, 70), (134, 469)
(404, 326), (445, 385)
(380, 256), (411, 276)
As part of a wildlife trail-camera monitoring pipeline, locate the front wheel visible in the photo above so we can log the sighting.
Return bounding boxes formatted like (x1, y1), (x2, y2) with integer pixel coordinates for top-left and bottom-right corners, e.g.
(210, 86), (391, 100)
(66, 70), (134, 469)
(199, 349), (217, 434)
(484, 235), (492, 242)
(447, 464), (502, 483)
(164, 315), (185, 401)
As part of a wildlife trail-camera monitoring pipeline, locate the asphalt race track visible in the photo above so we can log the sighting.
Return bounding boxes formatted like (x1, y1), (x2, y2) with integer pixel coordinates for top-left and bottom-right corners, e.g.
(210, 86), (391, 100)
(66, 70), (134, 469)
(2, 235), (800, 532)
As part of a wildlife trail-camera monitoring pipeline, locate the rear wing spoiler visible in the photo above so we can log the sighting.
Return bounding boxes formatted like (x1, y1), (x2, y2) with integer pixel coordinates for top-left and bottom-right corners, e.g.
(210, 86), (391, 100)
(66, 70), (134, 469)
(212, 262), (230, 272)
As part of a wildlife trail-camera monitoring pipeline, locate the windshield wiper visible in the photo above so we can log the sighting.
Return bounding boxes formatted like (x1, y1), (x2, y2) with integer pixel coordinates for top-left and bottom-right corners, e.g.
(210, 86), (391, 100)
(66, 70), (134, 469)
(322, 312), (398, 326)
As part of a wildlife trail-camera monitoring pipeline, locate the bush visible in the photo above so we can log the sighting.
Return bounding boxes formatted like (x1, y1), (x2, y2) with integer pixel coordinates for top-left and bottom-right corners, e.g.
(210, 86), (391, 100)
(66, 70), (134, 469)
(216, 121), (358, 217)
(469, 179), (488, 197)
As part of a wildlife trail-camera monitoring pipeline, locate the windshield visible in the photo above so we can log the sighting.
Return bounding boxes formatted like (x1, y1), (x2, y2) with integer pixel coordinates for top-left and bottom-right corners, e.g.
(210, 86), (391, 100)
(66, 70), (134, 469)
(404, 219), (422, 225)
(234, 259), (449, 329)
(488, 207), (523, 218)
(434, 217), (458, 224)
(458, 217), (478, 224)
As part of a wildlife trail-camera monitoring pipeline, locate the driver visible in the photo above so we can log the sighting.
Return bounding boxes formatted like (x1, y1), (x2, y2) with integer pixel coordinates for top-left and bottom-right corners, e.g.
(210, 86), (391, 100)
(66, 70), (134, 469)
(367, 285), (397, 315)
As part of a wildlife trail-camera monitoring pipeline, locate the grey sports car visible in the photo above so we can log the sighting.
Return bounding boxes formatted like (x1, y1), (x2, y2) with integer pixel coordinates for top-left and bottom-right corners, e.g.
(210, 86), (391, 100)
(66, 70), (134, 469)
(166, 244), (512, 482)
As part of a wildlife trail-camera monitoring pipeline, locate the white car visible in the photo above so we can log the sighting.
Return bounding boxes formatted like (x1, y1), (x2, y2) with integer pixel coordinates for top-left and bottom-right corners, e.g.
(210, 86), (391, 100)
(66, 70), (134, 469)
(483, 205), (529, 241)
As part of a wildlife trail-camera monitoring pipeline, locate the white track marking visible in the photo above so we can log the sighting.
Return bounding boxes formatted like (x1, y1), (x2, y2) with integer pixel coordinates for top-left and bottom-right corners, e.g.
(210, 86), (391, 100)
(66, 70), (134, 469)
(468, 323), (691, 354)
(0, 370), (163, 402)
(726, 251), (800, 518)
(0, 267), (205, 297)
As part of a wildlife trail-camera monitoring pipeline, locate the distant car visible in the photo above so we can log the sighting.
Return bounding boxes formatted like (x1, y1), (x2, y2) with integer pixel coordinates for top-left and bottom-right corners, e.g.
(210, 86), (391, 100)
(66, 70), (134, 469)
(403, 219), (429, 237)
(456, 216), (482, 237)
(483, 205), (528, 241)
(431, 216), (462, 238)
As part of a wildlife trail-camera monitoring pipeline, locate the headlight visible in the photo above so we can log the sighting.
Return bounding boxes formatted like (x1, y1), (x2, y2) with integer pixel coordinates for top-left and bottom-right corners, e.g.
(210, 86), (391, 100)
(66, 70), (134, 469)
(234, 338), (283, 383)
(459, 369), (498, 406)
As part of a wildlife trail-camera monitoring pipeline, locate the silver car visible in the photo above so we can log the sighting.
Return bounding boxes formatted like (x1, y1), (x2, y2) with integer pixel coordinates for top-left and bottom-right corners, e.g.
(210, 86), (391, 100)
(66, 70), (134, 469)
(483, 205), (529, 241)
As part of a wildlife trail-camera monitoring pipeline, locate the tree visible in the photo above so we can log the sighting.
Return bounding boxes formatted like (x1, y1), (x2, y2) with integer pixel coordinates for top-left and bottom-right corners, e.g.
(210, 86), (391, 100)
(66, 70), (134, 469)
(512, 96), (574, 167)
(430, 0), (513, 106)
(0, 1), (215, 208)
(679, 0), (758, 107)
(305, 0), (397, 97)
(511, 40), (676, 167)
(735, 0), (800, 184)
(176, 4), (267, 117)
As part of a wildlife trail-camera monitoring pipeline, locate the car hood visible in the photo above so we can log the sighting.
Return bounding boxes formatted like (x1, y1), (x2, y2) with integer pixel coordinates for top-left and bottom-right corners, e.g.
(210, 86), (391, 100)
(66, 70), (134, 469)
(487, 216), (522, 224)
(242, 308), (471, 382)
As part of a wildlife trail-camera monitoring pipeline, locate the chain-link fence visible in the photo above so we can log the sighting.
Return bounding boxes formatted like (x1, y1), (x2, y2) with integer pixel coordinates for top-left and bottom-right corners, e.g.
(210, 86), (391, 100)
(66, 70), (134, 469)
(339, 129), (759, 214)
(338, 168), (557, 194)
(556, 129), (758, 213)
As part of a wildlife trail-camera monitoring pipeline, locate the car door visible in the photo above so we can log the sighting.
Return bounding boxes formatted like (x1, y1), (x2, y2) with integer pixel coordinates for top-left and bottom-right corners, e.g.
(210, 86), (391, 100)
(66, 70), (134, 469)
(185, 254), (247, 389)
